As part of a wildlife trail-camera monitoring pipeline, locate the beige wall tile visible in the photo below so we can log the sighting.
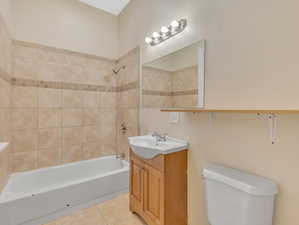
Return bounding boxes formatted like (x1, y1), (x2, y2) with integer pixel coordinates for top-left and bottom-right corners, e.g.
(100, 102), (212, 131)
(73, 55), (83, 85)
(12, 86), (38, 108)
(99, 109), (116, 126)
(120, 90), (129, 107)
(11, 152), (37, 172)
(62, 90), (83, 108)
(83, 142), (103, 160)
(142, 95), (172, 108)
(0, 109), (11, 142)
(100, 92), (117, 108)
(127, 109), (138, 128)
(37, 148), (60, 168)
(118, 133), (130, 157)
(38, 88), (62, 108)
(101, 125), (116, 144)
(142, 67), (172, 92)
(101, 125), (117, 155)
(60, 64), (84, 84)
(83, 108), (99, 126)
(0, 149), (9, 191)
(0, 17), (12, 190)
(13, 56), (38, 80)
(38, 62), (65, 82)
(62, 108), (83, 127)
(128, 89), (139, 108)
(62, 127), (83, 147)
(172, 95), (198, 107)
(39, 108), (62, 128)
(83, 126), (101, 143)
(83, 91), (98, 108)
(13, 45), (39, 80)
(172, 66), (198, 92)
(37, 48), (69, 65)
(62, 145), (83, 163)
(12, 129), (38, 153)
(102, 137), (116, 156)
(12, 109), (37, 130)
(0, 79), (11, 108)
(38, 128), (61, 149)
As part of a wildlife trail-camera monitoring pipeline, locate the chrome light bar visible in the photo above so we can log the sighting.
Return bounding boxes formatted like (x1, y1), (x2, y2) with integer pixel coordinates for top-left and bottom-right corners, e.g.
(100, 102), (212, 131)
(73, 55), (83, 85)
(145, 19), (187, 46)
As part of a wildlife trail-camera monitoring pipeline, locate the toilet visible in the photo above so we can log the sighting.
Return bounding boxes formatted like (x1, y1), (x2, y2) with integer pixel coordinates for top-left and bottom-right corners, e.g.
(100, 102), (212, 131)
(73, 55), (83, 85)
(202, 164), (278, 225)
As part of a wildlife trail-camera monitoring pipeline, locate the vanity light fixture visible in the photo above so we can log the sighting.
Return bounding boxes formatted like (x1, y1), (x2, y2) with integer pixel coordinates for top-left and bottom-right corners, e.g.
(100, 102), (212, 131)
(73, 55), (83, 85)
(145, 19), (187, 46)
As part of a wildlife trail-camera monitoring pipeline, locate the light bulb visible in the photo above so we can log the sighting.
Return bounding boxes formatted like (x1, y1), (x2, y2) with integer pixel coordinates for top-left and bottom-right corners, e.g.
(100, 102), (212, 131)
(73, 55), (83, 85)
(145, 37), (152, 44)
(171, 20), (180, 28)
(161, 26), (169, 33)
(152, 32), (160, 38)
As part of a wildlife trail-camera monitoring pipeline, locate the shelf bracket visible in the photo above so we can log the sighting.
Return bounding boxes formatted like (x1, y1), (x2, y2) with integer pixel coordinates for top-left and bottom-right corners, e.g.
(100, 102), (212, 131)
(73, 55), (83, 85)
(257, 113), (278, 144)
(268, 113), (278, 144)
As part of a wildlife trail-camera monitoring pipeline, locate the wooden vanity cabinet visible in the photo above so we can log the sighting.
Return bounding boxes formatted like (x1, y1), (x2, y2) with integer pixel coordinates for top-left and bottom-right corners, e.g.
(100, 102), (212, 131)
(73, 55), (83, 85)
(129, 149), (187, 225)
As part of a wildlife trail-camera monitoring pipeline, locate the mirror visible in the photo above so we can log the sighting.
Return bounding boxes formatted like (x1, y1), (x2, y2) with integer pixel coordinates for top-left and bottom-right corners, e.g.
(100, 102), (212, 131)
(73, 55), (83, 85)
(142, 40), (205, 108)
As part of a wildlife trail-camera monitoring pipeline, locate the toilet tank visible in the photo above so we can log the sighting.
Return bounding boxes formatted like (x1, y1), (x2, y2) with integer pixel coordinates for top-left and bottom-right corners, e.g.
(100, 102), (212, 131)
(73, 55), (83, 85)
(202, 164), (278, 225)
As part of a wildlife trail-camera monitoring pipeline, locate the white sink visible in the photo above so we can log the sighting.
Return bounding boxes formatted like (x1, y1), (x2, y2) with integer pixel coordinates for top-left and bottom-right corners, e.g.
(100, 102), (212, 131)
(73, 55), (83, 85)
(128, 135), (188, 159)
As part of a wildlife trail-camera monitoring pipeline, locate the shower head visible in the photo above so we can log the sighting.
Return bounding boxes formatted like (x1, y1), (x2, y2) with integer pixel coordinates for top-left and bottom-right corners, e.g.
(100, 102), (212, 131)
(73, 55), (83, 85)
(112, 65), (126, 75)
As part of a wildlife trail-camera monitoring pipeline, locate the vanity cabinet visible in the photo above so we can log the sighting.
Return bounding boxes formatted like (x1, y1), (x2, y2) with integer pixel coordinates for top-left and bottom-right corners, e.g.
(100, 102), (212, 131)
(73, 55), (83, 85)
(129, 149), (187, 225)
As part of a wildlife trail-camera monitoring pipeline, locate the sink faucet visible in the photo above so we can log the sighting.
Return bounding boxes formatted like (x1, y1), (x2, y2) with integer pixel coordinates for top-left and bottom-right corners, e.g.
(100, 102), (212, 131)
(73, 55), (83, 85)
(152, 131), (168, 143)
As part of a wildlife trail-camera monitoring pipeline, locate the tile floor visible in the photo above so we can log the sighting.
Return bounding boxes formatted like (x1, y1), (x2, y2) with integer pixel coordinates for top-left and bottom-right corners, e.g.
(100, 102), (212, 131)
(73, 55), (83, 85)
(43, 194), (146, 225)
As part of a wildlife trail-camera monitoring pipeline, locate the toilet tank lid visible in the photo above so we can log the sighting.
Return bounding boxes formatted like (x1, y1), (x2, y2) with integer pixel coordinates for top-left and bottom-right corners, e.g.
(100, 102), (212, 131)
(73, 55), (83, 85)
(202, 164), (278, 196)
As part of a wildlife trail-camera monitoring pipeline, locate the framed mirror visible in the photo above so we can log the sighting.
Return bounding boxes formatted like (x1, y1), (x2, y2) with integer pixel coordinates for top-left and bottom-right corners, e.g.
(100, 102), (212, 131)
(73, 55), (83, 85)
(142, 40), (205, 109)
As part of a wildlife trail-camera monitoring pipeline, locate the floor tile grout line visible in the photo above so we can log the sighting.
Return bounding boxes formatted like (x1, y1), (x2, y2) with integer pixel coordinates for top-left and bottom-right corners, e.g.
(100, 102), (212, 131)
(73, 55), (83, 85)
(95, 203), (110, 225)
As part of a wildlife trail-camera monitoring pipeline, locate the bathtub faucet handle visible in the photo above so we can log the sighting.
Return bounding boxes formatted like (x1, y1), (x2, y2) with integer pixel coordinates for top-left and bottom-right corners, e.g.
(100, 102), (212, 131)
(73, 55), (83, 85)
(116, 153), (126, 160)
(120, 122), (128, 134)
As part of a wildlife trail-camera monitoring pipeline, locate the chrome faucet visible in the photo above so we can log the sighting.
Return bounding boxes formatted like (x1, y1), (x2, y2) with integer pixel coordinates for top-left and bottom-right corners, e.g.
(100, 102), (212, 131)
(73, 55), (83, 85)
(116, 153), (126, 160)
(152, 131), (168, 143)
(120, 122), (127, 134)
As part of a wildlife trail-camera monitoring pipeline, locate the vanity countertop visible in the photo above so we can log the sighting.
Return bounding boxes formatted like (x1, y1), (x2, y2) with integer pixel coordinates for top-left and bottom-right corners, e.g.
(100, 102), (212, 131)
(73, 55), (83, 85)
(128, 135), (188, 159)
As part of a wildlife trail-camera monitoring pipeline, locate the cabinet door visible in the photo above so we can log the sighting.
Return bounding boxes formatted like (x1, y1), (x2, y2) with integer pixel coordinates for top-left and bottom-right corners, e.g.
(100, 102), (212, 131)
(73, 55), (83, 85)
(143, 164), (164, 225)
(130, 159), (143, 210)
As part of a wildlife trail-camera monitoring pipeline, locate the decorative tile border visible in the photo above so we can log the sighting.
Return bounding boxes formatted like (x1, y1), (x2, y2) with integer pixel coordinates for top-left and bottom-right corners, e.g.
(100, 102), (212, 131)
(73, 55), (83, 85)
(0, 40), (140, 92)
(118, 81), (139, 92)
(0, 72), (138, 92)
(142, 90), (172, 96)
(142, 89), (198, 96)
(0, 67), (12, 84)
(172, 89), (198, 96)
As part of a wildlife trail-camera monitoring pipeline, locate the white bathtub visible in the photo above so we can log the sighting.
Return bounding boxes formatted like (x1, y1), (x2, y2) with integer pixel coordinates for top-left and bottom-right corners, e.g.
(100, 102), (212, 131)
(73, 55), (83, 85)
(0, 156), (129, 225)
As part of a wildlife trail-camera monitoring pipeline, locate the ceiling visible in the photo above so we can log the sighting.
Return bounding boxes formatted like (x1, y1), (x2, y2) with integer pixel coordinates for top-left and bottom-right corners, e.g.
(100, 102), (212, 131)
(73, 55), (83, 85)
(78, 0), (130, 15)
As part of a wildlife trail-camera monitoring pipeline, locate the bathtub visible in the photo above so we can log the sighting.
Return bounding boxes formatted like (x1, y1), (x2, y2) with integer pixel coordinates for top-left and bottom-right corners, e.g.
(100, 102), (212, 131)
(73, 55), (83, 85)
(0, 156), (129, 225)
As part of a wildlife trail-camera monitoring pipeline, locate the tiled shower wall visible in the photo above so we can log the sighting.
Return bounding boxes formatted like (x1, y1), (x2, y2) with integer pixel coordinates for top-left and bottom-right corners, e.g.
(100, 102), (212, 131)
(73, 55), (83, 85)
(9, 41), (120, 173)
(0, 13), (12, 191)
(0, 22), (140, 178)
(142, 66), (198, 108)
(116, 48), (140, 158)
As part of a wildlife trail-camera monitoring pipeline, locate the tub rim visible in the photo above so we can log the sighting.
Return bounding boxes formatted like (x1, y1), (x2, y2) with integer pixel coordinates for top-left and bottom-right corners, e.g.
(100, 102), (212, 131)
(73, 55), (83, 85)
(0, 155), (129, 204)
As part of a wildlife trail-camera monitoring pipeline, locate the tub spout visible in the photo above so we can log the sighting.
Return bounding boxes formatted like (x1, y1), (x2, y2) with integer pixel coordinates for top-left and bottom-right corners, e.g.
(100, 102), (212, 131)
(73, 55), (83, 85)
(116, 153), (126, 160)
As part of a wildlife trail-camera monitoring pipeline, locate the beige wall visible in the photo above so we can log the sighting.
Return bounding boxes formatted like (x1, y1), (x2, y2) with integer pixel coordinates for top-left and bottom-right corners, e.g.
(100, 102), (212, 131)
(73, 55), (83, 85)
(119, 0), (299, 225)
(12, 0), (119, 59)
(0, 0), (13, 34)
